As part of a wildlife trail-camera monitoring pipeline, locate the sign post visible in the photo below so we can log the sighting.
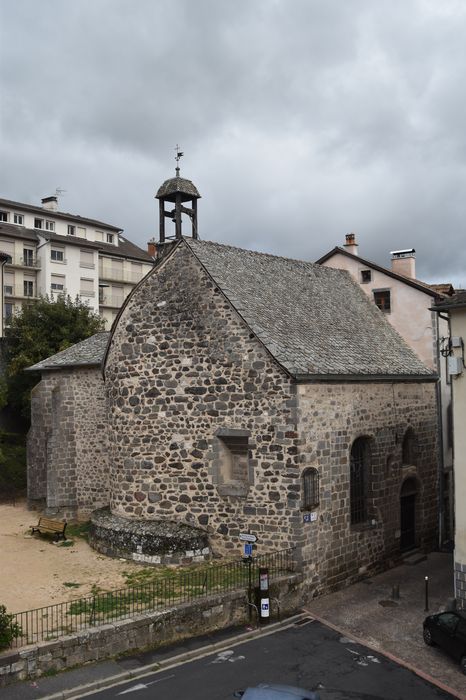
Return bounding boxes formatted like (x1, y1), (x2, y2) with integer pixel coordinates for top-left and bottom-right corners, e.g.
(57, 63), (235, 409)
(259, 567), (270, 623)
(240, 533), (257, 623)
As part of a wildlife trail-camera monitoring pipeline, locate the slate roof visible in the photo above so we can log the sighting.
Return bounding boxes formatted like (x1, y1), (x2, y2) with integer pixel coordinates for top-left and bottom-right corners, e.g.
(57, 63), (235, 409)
(433, 290), (466, 311)
(186, 239), (434, 379)
(27, 332), (110, 372)
(316, 246), (443, 298)
(0, 197), (121, 231)
(156, 177), (200, 199)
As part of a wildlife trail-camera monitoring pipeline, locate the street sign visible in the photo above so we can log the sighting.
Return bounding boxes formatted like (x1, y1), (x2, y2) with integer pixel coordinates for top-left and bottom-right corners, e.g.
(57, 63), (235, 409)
(239, 532), (257, 543)
(303, 512), (317, 523)
(244, 543), (253, 556)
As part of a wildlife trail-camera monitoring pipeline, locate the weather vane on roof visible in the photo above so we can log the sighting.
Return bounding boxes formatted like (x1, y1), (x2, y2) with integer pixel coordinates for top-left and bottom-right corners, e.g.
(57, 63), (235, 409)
(175, 144), (184, 177)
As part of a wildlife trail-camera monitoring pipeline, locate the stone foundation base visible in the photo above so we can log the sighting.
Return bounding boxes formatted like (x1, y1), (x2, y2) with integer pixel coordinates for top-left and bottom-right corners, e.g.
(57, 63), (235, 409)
(454, 559), (466, 610)
(89, 507), (211, 565)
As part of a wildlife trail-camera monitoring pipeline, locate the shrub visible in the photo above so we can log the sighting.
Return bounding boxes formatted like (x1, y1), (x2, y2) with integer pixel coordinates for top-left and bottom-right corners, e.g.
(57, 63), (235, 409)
(0, 604), (22, 649)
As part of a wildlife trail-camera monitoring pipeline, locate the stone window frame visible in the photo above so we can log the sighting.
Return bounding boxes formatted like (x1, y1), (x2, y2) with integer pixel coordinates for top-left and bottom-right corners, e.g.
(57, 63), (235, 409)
(212, 427), (253, 498)
(349, 436), (372, 525)
(301, 467), (320, 510)
(402, 427), (417, 467)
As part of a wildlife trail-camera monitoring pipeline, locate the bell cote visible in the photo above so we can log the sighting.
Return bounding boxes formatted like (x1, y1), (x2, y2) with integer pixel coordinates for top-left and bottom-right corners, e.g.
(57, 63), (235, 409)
(155, 148), (201, 243)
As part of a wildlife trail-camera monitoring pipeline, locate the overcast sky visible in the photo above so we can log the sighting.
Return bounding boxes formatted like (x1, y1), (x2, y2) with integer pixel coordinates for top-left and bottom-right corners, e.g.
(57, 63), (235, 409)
(1, 0), (465, 285)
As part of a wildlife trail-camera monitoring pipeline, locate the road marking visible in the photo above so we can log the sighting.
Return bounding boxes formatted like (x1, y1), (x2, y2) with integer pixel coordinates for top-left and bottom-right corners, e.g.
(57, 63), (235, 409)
(346, 648), (381, 667)
(211, 649), (245, 664)
(117, 674), (175, 694)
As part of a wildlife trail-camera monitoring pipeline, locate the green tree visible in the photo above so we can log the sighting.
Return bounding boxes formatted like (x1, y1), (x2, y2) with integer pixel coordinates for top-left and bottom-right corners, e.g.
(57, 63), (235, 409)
(3, 295), (105, 419)
(0, 604), (22, 649)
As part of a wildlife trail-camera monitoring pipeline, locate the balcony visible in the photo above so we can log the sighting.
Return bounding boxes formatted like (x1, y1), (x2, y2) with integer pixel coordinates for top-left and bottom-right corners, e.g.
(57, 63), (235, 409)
(5, 254), (41, 269)
(99, 292), (124, 308)
(99, 267), (143, 284)
(4, 284), (37, 300)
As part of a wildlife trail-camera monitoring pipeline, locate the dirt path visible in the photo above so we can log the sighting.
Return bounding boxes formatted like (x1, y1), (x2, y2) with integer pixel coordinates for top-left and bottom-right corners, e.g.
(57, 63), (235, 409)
(0, 501), (144, 613)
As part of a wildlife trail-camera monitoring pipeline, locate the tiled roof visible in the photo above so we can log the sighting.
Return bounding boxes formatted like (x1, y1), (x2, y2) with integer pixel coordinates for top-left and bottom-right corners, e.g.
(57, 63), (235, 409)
(316, 246), (442, 298)
(428, 283), (455, 296)
(0, 197), (121, 231)
(433, 290), (466, 311)
(186, 239), (434, 379)
(27, 332), (110, 372)
(0, 222), (38, 242)
(0, 222), (153, 263)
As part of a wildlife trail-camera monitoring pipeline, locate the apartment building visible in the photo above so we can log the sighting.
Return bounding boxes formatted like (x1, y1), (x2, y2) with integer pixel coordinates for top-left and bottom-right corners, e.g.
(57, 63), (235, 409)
(0, 195), (154, 331)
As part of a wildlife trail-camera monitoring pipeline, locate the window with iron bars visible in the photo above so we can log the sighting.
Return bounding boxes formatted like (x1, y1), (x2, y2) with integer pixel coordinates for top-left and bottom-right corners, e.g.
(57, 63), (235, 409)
(302, 467), (320, 510)
(350, 437), (370, 524)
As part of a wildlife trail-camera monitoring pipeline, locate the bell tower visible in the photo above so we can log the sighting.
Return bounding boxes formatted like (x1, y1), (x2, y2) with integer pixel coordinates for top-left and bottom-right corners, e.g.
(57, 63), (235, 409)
(156, 147), (201, 243)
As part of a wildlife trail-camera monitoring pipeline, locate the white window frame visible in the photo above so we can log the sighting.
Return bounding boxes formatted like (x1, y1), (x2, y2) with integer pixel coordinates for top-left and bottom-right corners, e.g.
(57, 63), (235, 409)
(45, 220), (55, 232)
(106, 233), (114, 244)
(13, 213), (24, 225)
(67, 225), (76, 236)
(34, 218), (44, 229)
(0, 210), (9, 222)
(51, 248), (65, 263)
(51, 274), (65, 293)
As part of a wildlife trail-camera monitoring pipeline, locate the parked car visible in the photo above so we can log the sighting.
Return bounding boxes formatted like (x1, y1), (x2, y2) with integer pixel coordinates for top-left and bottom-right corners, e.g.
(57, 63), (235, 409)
(233, 683), (320, 699)
(423, 610), (466, 673)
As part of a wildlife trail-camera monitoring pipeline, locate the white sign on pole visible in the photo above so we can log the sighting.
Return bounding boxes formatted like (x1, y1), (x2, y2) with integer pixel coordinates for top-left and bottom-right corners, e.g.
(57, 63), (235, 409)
(239, 532), (258, 543)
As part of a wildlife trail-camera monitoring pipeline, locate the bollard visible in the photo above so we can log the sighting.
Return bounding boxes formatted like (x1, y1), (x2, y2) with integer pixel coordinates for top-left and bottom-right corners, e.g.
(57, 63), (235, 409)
(424, 575), (429, 612)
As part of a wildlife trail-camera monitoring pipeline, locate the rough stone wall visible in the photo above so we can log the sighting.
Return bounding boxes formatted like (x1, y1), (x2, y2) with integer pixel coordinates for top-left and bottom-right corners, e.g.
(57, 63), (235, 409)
(454, 561), (466, 610)
(105, 242), (300, 555)
(297, 381), (438, 595)
(27, 381), (50, 506)
(27, 368), (109, 519)
(0, 574), (302, 686)
(74, 369), (110, 516)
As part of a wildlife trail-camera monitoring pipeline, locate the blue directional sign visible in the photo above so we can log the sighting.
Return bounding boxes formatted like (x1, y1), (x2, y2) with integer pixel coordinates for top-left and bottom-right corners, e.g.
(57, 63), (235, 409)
(244, 543), (253, 556)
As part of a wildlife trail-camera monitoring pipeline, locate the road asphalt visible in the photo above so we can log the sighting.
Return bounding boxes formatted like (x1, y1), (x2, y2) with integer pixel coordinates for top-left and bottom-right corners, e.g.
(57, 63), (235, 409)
(1, 551), (464, 700)
(305, 551), (465, 698)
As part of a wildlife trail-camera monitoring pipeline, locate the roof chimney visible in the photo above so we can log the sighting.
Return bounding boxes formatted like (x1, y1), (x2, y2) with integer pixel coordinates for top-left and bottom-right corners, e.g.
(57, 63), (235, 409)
(391, 249), (416, 279)
(343, 232), (359, 256)
(41, 195), (58, 212)
(147, 239), (157, 258)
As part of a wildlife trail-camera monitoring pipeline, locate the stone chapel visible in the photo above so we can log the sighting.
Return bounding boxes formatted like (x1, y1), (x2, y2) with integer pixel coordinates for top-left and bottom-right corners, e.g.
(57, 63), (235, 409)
(27, 169), (439, 597)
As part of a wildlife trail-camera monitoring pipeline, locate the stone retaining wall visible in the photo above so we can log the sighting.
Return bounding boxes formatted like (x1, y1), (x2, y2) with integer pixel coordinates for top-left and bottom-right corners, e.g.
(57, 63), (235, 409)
(0, 574), (302, 686)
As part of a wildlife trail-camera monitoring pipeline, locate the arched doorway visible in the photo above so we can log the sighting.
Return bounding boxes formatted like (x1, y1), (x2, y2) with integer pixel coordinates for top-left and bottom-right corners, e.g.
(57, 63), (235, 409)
(400, 477), (418, 551)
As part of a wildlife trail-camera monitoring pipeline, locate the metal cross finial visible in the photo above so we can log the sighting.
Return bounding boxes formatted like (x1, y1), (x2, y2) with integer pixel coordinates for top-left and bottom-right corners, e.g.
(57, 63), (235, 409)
(175, 144), (184, 176)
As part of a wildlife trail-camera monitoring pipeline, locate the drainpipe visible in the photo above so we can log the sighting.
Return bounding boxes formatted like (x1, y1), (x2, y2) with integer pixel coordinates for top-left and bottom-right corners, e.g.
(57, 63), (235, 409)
(434, 310), (449, 550)
(0, 253), (10, 338)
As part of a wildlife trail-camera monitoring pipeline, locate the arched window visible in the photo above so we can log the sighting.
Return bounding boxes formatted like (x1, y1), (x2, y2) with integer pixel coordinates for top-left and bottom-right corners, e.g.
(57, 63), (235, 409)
(350, 437), (370, 524)
(302, 468), (320, 510)
(402, 428), (417, 466)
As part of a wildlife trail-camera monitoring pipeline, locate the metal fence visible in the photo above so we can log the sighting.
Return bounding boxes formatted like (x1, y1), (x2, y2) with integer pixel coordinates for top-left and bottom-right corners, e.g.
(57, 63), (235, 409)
(10, 548), (295, 648)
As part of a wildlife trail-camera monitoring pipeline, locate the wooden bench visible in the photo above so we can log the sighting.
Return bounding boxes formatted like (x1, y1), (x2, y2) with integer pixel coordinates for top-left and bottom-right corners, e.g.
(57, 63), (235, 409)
(30, 517), (67, 541)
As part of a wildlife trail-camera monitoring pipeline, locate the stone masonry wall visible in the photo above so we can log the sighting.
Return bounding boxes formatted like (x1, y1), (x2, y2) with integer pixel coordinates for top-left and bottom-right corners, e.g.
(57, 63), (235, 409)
(297, 381), (438, 596)
(0, 574), (302, 686)
(105, 242), (301, 556)
(27, 368), (109, 519)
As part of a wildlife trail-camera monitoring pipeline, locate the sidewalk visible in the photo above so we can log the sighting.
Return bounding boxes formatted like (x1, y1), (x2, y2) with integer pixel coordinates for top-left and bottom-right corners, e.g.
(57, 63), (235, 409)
(304, 552), (465, 698)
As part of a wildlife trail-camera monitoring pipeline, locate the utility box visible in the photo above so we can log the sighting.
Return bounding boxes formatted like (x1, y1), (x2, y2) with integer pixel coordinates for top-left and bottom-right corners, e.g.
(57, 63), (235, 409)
(448, 356), (463, 376)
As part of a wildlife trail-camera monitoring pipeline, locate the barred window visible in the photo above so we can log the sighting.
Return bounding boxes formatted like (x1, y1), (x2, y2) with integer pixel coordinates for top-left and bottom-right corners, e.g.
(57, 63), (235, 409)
(350, 437), (370, 524)
(302, 468), (320, 509)
(402, 428), (417, 466)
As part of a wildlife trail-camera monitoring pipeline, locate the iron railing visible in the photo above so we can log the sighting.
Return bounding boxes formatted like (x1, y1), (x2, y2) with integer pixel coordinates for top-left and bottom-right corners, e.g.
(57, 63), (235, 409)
(9, 548), (295, 648)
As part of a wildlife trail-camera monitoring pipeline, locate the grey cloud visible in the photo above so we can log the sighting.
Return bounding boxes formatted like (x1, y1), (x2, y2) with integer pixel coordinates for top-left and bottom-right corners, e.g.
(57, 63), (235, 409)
(1, 0), (466, 286)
